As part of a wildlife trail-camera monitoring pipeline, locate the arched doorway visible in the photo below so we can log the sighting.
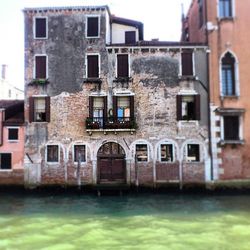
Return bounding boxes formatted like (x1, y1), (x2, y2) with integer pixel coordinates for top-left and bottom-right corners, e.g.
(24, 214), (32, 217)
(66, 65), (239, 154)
(97, 142), (126, 183)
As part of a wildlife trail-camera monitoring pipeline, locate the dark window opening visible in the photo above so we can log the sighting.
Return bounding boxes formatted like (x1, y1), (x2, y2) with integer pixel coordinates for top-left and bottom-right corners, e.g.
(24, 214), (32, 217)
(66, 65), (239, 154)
(117, 54), (129, 78)
(29, 96), (50, 123)
(87, 17), (99, 37)
(224, 116), (239, 140)
(181, 51), (193, 76)
(161, 144), (173, 162)
(219, 0), (232, 18)
(187, 144), (200, 162)
(8, 128), (18, 141)
(136, 144), (148, 162)
(198, 0), (204, 28)
(47, 145), (59, 162)
(35, 56), (47, 79)
(221, 52), (235, 96)
(35, 17), (47, 38)
(176, 95), (200, 121)
(87, 55), (99, 78)
(125, 31), (136, 44)
(89, 96), (106, 128)
(74, 145), (86, 163)
(0, 153), (11, 170)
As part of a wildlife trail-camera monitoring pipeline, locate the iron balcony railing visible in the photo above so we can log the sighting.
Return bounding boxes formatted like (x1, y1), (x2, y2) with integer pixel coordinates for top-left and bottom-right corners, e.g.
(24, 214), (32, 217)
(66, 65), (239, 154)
(86, 117), (137, 130)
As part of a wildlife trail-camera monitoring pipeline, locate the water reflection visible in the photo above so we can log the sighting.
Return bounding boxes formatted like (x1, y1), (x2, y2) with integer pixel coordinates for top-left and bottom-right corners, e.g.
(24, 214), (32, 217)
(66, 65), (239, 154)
(0, 193), (250, 250)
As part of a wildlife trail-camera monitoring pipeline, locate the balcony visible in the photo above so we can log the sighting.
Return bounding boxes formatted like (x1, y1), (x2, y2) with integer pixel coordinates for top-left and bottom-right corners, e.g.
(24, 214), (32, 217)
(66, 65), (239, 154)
(86, 117), (137, 134)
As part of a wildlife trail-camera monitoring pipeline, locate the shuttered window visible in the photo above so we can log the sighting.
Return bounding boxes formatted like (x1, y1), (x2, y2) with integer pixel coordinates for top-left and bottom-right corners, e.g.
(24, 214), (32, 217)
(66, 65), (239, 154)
(87, 55), (99, 78)
(87, 17), (99, 37)
(181, 51), (193, 76)
(29, 96), (50, 122)
(0, 153), (11, 169)
(125, 31), (136, 44)
(47, 145), (59, 163)
(219, 0), (232, 18)
(176, 95), (200, 121)
(117, 54), (129, 77)
(35, 17), (47, 38)
(224, 116), (239, 140)
(35, 56), (47, 79)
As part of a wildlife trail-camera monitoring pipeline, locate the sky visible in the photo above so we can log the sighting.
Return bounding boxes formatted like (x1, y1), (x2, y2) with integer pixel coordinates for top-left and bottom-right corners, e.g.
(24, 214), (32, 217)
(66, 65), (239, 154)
(0, 0), (192, 90)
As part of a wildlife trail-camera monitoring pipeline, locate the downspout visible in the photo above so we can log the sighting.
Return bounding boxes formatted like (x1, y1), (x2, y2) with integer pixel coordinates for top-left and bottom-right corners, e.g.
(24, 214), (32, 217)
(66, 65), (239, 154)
(205, 0), (214, 181)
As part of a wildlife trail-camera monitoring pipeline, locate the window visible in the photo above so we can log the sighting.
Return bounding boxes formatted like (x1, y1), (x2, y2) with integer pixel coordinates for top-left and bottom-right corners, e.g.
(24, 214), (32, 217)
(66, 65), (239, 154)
(219, 0), (232, 18)
(29, 96), (50, 122)
(176, 95), (200, 121)
(74, 145), (86, 163)
(113, 95), (134, 122)
(181, 50), (193, 76)
(117, 54), (129, 78)
(8, 128), (18, 141)
(187, 144), (200, 162)
(0, 153), (11, 170)
(223, 116), (239, 140)
(87, 16), (99, 37)
(136, 144), (148, 162)
(198, 0), (204, 28)
(35, 55), (47, 79)
(34, 17), (47, 38)
(47, 145), (59, 163)
(221, 52), (236, 96)
(87, 55), (99, 78)
(125, 31), (136, 44)
(160, 144), (173, 162)
(89, 96), (107, 127)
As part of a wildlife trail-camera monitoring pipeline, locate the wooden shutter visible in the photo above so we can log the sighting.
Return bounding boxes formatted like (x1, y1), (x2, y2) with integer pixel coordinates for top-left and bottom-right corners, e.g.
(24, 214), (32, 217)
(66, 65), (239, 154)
(130, 95), (134, 120)
(89, 96), (94, 118)
(45, 96), (50, 122)
(113, 96), (117, 120)
(125, 31), (136, 44)
(29, 97), (34, 123)
(87, 17), (98, 37)
(224, 116), (239, 140)
(176, 95), (182, 120)
(117, 54), (128, 77)
(35, 56), (46, 79)
(195, 95), (200, 120)
(87, 55), (99, 78)
(181, 51), (193, 76)
(103, 96), (107, 121)
(36, 18), (46, 38)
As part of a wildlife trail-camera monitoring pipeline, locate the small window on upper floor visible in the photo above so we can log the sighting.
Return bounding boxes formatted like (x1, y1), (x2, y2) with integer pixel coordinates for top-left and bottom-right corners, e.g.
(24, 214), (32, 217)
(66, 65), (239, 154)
(29, 96), (50, 123)
(125, 31), (136, 44)
(176, 95), (200, 121)
(34, 17), (47, 39)
(187, 144), (200, 162)
(87, 55), (99, 78)
(8, 128), (18, 141)
(47, 145), (59, 163)
(181, 50), (193, 76)
(35, 55), (47, 79)
(117, 54), (129, 78)
(219, 0), (233, 18)
(87, 16), (99, 38)
(136, 144), (148, 162)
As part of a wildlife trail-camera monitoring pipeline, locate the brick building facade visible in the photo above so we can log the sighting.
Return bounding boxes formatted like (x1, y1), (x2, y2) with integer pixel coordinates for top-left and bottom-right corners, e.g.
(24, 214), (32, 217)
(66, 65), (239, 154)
(23, 5), (210, 188)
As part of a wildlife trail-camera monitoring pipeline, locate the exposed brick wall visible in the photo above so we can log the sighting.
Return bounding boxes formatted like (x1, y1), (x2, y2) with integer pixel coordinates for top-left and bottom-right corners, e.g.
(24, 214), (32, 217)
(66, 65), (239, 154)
(0, 169), (24, 185)
(182, 163), (205, 183)
(156, 162), (179, 181)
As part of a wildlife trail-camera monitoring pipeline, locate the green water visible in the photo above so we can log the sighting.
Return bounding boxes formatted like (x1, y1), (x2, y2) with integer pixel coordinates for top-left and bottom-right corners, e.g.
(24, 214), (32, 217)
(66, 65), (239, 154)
(0, 193), (250, 250)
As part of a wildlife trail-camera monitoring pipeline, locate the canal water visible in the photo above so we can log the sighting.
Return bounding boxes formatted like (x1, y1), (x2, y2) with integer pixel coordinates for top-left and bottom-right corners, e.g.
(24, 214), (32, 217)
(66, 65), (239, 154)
(0, 192), (250, 250)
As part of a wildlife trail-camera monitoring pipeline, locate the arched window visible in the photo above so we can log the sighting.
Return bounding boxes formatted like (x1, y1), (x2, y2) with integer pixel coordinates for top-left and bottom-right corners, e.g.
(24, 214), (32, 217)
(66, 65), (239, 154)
(221, 52), (236, 96)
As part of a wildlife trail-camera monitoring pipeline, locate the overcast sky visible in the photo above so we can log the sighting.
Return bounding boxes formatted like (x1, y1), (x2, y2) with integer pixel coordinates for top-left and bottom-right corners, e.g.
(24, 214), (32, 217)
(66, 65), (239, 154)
(0, 0), (191, 90)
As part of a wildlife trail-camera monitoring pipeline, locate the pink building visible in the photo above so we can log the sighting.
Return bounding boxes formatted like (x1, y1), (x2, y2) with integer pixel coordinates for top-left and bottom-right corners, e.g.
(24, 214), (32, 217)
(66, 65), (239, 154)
(0, 100), (24, 185)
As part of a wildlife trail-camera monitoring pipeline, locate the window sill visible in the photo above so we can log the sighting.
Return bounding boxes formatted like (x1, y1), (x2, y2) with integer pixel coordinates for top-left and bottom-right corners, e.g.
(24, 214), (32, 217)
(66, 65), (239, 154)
(220, 139), (245, 145)
(29, 79), (49, 85)
(220, 95), (239, 99)
(8, 140), (19, 143)
(113, 77), (133, 83)
(178, 120), (199, 127)
(83, 78), (102, 84)
(218, 17), (234, 22)
(178, 75), (196, 81)
(87, 128), (136, 135)
(0, 169), (12, 172)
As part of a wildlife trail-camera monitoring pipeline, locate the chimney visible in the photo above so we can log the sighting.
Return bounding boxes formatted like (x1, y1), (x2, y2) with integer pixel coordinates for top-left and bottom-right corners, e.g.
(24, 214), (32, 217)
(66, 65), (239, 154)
(1, 64), (7, 80)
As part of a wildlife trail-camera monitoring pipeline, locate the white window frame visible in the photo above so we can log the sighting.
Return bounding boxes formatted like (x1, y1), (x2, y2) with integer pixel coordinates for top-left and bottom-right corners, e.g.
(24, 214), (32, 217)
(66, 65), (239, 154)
(85, 53), (100, 78)
(0, 152), (12, 171)
(46, 144), (60, 164)
(86, 15), (100, 38)
(7, 127), (19, 142)
(186, 144), (201, 163)
(33, 54), (48, 79)
(116, 53), (130, 78)
(33, 16), (48, 39)
(217, 0), (235, 19)
(159, 143), (175, 163)
(73, 144), (87, 165)
(135, 143), (149, 163)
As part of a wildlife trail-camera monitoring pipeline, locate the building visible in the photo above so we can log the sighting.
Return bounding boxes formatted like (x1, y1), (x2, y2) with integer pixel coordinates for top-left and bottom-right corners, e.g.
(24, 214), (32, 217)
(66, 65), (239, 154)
(23, 5), (210, 188)
(0, 100), (24, 185)
(0, 64), (24, 100)
(182, 0), (250, 181)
